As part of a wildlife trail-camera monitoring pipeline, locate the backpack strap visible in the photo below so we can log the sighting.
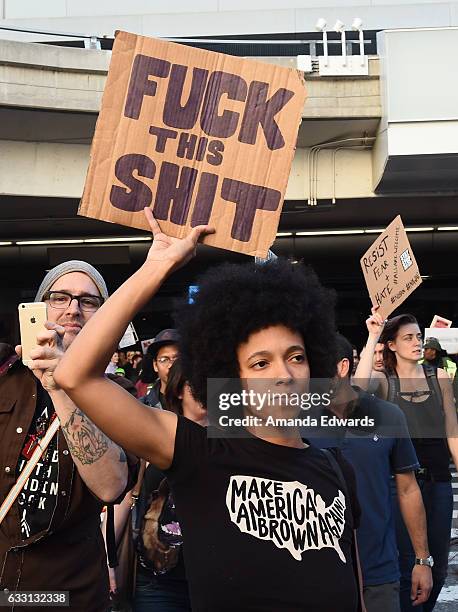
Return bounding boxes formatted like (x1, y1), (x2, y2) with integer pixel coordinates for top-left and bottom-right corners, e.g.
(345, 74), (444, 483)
(422, 364), (443, 412)
(106, 505), (117, 568)
(106, 459), (147, 569)
(386, 370), (401, 404)
(131, 459), (147, 501)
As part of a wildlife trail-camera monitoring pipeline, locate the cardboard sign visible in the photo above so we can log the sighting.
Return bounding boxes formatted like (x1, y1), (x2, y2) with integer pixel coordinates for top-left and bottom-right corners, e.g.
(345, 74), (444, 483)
(119, 322), (138, 349)
(424, 328), (458, 354)
(430, 314), (452, 329)
(79, 31), (306, 257)
(360, 216), (422, 319)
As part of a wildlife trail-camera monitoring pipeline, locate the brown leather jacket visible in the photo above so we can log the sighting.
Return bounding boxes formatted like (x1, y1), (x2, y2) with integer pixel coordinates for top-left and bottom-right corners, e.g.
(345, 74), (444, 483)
(0, 344), (137, 611)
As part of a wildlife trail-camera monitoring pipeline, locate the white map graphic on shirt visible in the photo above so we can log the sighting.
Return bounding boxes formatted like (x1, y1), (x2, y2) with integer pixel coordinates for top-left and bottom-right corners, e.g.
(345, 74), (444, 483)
(226, 476), (347, 563)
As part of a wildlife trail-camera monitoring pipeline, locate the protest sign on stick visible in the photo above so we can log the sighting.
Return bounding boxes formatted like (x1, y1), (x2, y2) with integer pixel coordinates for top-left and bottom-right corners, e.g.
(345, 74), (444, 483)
(79, 31), (306, 257)
(360, 215), (422, 319)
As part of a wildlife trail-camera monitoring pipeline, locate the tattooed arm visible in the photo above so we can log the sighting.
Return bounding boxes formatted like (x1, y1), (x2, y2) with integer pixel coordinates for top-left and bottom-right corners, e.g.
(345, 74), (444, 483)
(49, 389), (129, 502)
(24, 327), (129, 503)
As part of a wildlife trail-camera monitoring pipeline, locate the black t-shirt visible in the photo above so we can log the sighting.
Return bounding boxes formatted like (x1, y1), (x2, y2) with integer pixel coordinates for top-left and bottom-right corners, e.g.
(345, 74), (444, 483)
(396, 394), (451, 480)
(386, 369), (451, 481)
(16, 383), (59, 539)
(165, 417), (360, 612)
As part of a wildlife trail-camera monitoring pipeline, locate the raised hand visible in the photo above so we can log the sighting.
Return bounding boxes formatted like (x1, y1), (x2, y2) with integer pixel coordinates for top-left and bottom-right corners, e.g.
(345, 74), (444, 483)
(365, 305), (385, 341)
(28, 322), (66, 392)
(144, 207), (215, 272)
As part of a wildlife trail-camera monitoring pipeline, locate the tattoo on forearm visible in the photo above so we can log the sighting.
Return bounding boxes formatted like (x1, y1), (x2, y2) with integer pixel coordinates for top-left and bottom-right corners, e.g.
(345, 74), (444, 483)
(62, 408), (110, 465)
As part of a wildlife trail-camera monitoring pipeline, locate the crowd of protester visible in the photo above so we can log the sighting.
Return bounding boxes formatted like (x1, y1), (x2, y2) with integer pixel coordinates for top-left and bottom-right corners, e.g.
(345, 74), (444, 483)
(1, 210), (457, 612)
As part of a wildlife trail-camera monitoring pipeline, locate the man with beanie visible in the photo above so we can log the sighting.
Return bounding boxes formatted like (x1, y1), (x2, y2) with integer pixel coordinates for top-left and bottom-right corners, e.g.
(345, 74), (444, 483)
(0, 261), (137, 611)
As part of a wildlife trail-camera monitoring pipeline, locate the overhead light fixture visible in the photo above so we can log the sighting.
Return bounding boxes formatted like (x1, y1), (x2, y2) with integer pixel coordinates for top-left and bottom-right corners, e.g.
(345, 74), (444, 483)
(0, 241), (13, 246)
(333, 20), (345, 32)
(83, 236), (152, 243)
(276, 232), (293, 237)
(333, 20), (346, 66)
(14, 236), (152, 246)
(351, 17), (365, 65)
(351, 17), (363, 30)
(314, 18), (329, 67)
(16, 239), (85, 245)
(315, 18), (327, 31)
(437, 226), (458, 231)
(296, 229), (364, 236)
(364, 229), (384, 234)
(405, 227), (434, 232)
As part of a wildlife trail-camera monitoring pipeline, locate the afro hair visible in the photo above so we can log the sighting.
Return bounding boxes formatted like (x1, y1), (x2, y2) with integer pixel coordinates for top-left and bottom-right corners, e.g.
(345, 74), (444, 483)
(174, 258), (337, 407)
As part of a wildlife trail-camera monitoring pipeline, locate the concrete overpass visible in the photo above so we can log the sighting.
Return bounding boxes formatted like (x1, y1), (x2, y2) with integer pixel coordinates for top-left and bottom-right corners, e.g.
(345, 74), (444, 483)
(0, 30), (457, 345)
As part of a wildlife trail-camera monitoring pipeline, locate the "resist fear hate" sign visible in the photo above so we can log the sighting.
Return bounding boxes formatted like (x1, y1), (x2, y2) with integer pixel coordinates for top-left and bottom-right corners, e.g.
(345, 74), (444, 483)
(360, 215), (422, 319)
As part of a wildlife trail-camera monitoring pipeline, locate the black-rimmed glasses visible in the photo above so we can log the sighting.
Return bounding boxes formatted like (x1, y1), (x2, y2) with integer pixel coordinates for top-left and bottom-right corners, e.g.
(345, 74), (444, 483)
(44, 291), (104, 312)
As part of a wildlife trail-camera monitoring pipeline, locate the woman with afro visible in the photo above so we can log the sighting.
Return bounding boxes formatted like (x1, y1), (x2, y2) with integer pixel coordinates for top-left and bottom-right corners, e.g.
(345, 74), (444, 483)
(55, 210), (363, 612)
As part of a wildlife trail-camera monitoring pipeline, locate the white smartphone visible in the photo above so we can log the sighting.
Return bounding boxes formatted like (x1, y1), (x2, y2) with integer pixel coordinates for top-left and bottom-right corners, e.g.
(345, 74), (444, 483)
(18, 302), (47, 367)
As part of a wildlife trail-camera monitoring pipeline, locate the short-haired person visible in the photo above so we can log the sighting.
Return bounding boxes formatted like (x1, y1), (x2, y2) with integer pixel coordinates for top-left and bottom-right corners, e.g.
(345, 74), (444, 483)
(143, 329), (180, 408)
(355, 341), (384, 393)
(355, 309), (458, 611)
(373, 342), (385, 372)
(165, 360), (207, 426)
(55, 211), (363, 612)
(315, 334), (432, 612)
(0, 261), (137, 611)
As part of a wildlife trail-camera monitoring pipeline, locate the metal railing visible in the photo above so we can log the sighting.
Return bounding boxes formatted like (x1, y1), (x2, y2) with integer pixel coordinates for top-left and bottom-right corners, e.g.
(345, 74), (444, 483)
(0, 24), (376, 56)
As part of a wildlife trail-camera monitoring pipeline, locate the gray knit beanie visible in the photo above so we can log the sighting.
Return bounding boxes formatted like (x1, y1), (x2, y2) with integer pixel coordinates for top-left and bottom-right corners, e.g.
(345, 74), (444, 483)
(34, 260), (109, 302)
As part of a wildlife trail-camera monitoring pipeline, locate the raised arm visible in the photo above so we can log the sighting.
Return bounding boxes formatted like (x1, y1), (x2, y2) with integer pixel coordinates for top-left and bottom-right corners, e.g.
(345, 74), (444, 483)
(353, 306), (385, 391)
(54, 210), (213, 469)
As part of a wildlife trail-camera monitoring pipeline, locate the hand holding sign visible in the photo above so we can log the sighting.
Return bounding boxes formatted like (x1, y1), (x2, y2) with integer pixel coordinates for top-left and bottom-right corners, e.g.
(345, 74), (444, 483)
(364, 306), (386, 341)
(145, 207), (215, 272)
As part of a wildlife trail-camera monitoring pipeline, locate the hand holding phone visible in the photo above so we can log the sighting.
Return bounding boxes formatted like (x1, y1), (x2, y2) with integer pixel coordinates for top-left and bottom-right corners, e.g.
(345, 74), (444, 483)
(18, 302), (47, 367)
